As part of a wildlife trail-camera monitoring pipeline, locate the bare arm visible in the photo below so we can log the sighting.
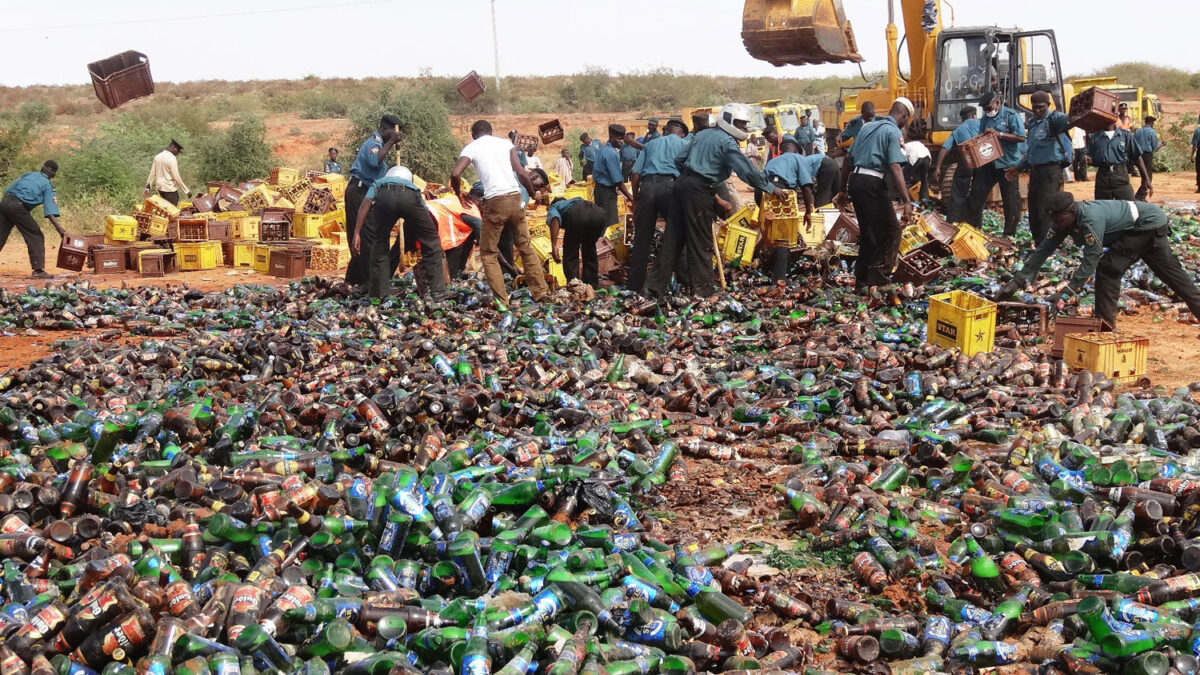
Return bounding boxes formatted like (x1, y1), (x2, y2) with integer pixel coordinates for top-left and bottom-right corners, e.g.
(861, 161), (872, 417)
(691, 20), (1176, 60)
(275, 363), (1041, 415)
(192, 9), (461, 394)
(351, 197), (373, 254)
(450, 156), (472, 200)
(889, 162), (912, 220)
(511, 149), (536, 196)
(549, 217), (562, 263)
(617, 182), (633, 203)
(46, 214), (65, 237)
(630, 172), (640, 203)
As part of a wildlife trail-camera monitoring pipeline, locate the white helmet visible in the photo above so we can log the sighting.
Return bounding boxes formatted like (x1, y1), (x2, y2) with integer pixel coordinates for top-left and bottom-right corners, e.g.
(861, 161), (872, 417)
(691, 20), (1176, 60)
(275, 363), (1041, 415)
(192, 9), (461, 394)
(717, 103), (752, 141)
(386, 165), (413, 181)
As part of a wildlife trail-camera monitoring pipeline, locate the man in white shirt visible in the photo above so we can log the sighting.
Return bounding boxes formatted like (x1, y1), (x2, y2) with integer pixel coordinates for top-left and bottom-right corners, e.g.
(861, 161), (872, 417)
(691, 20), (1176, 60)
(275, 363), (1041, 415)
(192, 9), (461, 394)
(553, 149), (574, 184)
(145, 139), (189, 205)
(450, 119), (550, 303)
(901, 136), (932, 202)
(1071, 126), (1088, 182)
(812, 117), (827, 154)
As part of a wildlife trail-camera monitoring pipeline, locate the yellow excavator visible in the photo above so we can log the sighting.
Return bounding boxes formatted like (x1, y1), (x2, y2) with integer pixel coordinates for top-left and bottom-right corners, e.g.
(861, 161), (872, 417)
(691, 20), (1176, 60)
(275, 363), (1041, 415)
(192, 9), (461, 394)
(742, 0), (1067, 162)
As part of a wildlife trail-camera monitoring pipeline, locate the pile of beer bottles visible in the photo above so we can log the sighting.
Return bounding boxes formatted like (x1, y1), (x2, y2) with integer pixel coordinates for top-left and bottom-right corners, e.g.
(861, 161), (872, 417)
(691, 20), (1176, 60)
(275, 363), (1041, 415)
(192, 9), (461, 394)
(0, 261), (1199, 673)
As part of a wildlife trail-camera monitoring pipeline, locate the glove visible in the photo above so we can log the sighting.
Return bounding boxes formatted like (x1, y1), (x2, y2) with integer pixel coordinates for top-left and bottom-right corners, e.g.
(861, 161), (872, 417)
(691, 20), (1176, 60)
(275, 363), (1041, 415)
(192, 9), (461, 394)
(996, 280), (1021, 301)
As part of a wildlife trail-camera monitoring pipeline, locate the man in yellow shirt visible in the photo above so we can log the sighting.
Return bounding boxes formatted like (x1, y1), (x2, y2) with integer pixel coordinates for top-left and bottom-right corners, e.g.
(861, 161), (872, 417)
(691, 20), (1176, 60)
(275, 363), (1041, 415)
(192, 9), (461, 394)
(145, 140), (189, 205)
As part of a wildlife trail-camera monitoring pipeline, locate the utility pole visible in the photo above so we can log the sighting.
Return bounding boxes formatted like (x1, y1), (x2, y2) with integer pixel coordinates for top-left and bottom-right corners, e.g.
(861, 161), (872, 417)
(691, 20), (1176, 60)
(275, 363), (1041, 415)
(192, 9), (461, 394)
(491, 0), (501, 93)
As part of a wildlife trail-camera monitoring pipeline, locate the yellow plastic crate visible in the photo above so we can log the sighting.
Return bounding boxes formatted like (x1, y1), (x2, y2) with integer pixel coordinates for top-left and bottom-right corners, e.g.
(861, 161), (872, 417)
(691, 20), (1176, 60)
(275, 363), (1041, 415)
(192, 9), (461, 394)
(229, 242), (256, 268)
(605, 223), (627, 261)
(765, 217), (799, 245)
(1063, 333), (1148, 384)
(564, 182), (593, 201)
(310, 245), (351, 271)
(927, 290), (996, 356)
(951, 223), (990, 260)
(143, 195), (181, 218)
(720, 223), (758, 266)
(270, 167), (301, 187)
(293, 213), (323, 239)
(530, 236), (554, 264)
(104, 215), (138, 242)
(323, 208), (346, 229)
(254, 245), (276, 274)
(547, 260), (567, 288)
(899, 224), (931, 255)
(231, 216), (260, 241)
(238, 185), (274, 213)
(315, 174), (346, 200)
(726, 204), (759, 230)
(176, 242), (221, 271)
(762, 190), (800, 219)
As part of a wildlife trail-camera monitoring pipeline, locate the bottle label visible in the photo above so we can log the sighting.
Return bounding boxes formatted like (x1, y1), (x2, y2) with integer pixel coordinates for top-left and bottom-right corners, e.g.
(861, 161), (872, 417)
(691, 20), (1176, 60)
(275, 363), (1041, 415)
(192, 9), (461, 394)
(101, 614), (148, 660)
(462, 653), (490, 675)
(623, 577), (660, 602)
(527, 588), (563, 624)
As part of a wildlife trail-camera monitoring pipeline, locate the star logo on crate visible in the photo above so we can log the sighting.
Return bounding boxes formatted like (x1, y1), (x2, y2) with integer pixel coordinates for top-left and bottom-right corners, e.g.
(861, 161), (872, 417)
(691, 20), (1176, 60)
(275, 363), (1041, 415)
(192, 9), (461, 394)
(975, 330), (985, 343)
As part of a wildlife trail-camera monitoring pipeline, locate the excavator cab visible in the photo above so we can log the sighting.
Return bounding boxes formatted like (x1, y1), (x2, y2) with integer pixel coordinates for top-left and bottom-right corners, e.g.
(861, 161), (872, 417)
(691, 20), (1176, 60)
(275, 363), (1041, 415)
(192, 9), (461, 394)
(931, 27), (1064, 133)
(742, 0), (864, 66)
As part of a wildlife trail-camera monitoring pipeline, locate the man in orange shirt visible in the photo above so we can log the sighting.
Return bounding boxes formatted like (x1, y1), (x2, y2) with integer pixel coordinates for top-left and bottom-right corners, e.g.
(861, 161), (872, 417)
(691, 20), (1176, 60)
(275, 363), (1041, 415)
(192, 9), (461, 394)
(1116, 102), (1134, 130)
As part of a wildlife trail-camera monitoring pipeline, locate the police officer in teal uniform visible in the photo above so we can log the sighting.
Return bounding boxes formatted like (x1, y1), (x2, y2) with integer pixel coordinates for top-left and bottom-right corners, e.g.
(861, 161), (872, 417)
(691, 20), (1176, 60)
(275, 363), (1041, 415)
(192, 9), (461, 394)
(966, 91), (1026, 237)
(999, 191), (1200, 329)
(1006, 91), (1071, 245)
(1, 160), (66, 278)
(1088, 121), (1150, 201)
(345, 114), (401, 288)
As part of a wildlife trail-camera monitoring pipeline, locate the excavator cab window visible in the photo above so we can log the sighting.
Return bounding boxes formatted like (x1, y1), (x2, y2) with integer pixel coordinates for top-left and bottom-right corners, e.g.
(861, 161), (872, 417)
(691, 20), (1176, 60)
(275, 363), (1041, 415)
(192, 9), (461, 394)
(934, 32), (999, 131)
(1012, 31), (1064, 115)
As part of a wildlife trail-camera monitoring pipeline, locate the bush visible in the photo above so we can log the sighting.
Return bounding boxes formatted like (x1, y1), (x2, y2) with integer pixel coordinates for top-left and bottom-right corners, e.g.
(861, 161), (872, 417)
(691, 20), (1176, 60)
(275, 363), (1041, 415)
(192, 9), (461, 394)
(0, 118), (35, 186)
(17, 102), (52, 126)
(349, 86), (461, 182)
(57, 115), (190, 206)
(191, 115), (275, 185)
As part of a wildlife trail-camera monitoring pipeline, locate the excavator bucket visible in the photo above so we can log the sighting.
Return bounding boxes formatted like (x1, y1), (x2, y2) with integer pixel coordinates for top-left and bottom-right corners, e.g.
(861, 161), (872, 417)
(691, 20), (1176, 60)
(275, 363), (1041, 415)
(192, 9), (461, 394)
(742, 0), (864, 66)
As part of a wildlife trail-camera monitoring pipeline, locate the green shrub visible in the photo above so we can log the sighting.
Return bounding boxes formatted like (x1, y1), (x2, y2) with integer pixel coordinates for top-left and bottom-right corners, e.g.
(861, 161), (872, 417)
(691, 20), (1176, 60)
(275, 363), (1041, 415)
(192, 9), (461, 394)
(0, 118), (35, 186)
(17, 102), (52, 126)
(191, 115), (275, 185)
(349, 86), (461, 182)
(57, 115), (190, 206)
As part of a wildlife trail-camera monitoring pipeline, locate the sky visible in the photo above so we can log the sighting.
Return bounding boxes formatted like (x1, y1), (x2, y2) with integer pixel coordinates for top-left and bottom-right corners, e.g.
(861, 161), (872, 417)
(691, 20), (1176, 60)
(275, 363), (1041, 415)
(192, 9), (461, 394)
(0, 0), (1194, 87)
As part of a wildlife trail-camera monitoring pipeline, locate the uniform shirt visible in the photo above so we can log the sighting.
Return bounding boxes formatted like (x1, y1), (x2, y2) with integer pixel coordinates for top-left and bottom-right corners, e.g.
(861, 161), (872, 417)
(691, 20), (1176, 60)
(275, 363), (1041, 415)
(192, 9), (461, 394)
(1192, 127), (1200, 149)
(323, 160), (342, 174)
(1014, 200), (1166, 291)
(839, 114), (874, 142)
(546, 197), (585, 227)
(365, 175), (420, 199)
(847, 116), (906, 172)
(460, 135), (521, 199)
(351, 133), (389, 183)
(795, 124), (815, 145)
(1087, 128), (1136, 166)
(1134, 126), (1160, 154)
(593, 142), (624, 187)
(978, 106), (1026, 169)
(641, 130), (661, 143)
(764, 153), (815, 188)
(578, 140), (601, 164)
(146, 149), (188, 194)
(632, 134), (685, 177)
(675, 128), (774, 193)
(619, 144), (640, 164)
(1018, 111), (1070, 169)
(4, 172), (59, 217)
(942, 119), (981, 152)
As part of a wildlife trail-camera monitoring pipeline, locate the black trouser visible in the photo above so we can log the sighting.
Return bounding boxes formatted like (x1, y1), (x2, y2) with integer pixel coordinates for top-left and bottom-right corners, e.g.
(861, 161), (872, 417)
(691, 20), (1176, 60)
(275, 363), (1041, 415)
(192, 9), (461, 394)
(813, 156), (840, 207)
(1027, 163), (1064, 245)
(157, 190), (180, 206)
(627, 174), (674, 292)
(594, 184), (619, 229)
(0, 194), (46, 273)
(1095, 227), (1200, 328)
(1195, 155), (1200, 189)
(363, 184), (445, 299)
(344, 179), (370, 286)
(445, 237), (476, 280)
(902, 157), (931, 203)
(800, 143), (814, 156)
(1073, 150), (1089, 181)
(1142, 152), (1155, 184)
(561, 201), (607, 287)
(967, 163), (1021, 236)
(582, 161), (595, 181)
(948, 163), (974, 223)
(848, 172), (900, 288)
(648, 172), (719, 297)
(1095, 165), (1135, 201)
